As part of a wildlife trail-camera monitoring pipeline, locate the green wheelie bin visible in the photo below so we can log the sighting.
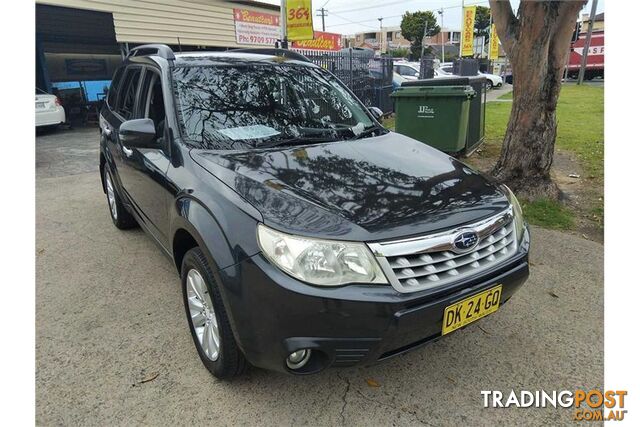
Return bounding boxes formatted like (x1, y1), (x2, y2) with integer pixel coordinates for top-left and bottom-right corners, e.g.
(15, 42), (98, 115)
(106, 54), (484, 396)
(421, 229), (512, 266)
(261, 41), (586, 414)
(391, 82), (475, 155)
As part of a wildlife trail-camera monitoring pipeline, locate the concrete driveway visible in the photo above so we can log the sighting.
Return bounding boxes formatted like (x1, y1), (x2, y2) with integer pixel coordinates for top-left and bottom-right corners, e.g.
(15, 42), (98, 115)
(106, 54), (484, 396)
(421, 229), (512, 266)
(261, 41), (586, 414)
(36, 127), (603, 426)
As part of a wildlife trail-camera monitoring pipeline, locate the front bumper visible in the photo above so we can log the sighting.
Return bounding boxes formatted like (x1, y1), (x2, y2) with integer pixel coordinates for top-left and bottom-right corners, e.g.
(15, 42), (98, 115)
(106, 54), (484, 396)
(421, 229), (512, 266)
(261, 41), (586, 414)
(217, 228), (530, 374)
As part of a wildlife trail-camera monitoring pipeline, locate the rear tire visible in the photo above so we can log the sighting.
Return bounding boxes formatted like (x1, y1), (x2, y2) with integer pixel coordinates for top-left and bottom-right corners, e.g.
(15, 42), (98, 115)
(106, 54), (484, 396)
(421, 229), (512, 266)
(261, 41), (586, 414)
(103, 167), (137, 229)
(181, 247), (247, 379)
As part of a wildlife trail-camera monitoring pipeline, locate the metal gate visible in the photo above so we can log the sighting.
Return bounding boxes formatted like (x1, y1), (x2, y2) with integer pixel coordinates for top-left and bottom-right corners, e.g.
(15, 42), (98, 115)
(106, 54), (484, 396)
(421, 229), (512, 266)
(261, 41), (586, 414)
(295, 49), (394, 114)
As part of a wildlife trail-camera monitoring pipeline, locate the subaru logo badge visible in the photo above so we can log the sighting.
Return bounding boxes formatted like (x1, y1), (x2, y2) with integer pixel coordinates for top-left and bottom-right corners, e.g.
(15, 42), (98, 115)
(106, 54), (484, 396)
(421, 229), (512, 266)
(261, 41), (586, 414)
(453, 231), (479, 252)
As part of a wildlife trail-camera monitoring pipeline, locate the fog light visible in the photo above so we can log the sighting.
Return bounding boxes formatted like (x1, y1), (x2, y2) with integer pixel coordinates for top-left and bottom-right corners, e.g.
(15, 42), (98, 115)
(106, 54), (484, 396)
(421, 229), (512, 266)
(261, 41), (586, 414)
(286, 349), (311, 370)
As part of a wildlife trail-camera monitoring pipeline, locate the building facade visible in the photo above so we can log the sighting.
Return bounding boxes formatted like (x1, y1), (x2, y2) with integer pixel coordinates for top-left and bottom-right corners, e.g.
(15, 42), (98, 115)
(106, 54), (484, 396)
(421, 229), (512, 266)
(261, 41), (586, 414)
(581, 12), (604, 33)
(343, 27), (460, 55)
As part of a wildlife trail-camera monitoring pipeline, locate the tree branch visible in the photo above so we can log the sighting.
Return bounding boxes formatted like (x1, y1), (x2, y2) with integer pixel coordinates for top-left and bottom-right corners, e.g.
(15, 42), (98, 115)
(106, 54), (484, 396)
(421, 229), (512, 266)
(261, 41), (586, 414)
(489, 0), (518, 55)
(548, 1), (586, 71)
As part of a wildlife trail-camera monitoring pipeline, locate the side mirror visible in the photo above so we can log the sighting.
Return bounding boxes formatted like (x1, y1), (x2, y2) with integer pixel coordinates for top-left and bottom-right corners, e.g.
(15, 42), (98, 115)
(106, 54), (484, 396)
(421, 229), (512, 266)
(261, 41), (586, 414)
(119, 118), (156, 148)
(414, 72), (420, 77)
(368, 106), (384, 120)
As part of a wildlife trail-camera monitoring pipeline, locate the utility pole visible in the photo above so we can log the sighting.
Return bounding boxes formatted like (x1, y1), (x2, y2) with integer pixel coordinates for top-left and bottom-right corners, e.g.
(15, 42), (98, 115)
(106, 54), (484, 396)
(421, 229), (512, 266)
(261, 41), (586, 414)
(487, 13), (492, 60)
(438, 8), (444, 63)
(420, 17), (429, 58)
(578, 0), (598, 85)
(316, 7), (328, 32)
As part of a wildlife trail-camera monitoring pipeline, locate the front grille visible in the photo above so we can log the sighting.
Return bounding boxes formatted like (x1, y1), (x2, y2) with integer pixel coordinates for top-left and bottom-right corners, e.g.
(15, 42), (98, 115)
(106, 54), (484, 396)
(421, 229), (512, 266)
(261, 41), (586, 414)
(368, 209), (517, 293)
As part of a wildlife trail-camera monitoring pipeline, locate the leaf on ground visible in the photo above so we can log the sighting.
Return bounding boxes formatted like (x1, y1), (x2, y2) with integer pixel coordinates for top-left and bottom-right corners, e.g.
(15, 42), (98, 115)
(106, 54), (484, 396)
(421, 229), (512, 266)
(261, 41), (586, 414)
(366, 378), (381, 388)
(139, 371), (159, 384)
(447, 376), (456, 384)
(547, 290), (560, 298)
(37, 248), (45, 254)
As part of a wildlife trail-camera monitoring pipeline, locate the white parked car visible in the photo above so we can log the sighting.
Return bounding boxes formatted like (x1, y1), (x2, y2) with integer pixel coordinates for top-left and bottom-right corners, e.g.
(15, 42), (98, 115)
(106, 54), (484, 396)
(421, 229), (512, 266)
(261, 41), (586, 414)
(393, 62), (421, 80)
(36, 88), (65, 128)
(436, 64), (503, 89)
(479, 72), (503, 88)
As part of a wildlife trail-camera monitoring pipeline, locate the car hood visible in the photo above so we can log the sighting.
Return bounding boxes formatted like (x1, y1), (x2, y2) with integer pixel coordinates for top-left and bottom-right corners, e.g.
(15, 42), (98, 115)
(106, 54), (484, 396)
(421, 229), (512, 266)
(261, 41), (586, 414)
(190, 132), (509, 242)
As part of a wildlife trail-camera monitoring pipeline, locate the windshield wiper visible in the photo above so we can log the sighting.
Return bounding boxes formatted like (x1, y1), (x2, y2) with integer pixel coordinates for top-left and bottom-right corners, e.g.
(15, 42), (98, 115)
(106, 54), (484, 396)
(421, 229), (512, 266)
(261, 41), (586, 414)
(258, 135), (335, 149)
(349, 124), (385, 140)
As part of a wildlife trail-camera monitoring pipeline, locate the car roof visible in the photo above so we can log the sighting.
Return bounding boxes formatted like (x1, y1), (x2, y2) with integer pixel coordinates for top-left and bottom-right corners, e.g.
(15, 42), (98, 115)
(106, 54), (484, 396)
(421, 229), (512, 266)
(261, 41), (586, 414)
(171, 51), (317, 67)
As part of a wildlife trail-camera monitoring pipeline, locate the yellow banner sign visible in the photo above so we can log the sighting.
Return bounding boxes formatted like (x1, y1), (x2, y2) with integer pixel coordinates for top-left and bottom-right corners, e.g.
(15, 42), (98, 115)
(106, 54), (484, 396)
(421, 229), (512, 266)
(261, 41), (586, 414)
(460, 6), (476, 57)
(286, 0), (314, 41)
(489, 24), (500, 60)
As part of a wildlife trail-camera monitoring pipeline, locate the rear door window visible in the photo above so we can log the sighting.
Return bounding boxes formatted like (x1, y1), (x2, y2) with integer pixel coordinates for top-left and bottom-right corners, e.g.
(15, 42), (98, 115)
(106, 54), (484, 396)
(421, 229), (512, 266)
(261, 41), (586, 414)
(117, 67), (142, 120)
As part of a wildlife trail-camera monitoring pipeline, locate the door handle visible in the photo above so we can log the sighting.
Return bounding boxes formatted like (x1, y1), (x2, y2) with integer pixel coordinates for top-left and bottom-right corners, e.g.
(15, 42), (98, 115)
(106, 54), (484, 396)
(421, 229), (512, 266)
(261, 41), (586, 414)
(122, 146), (133, 157)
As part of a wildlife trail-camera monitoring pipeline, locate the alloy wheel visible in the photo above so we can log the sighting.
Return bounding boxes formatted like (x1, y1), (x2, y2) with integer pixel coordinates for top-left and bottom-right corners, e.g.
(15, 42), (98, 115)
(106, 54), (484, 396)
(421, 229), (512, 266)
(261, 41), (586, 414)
(186, 269), (220, 361)
(105, 171), (117, 220)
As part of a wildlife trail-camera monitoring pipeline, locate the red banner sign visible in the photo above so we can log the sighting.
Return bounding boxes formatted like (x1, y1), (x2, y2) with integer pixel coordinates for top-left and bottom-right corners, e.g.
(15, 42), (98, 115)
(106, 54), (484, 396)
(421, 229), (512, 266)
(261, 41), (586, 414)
(292, 31), (341, 51)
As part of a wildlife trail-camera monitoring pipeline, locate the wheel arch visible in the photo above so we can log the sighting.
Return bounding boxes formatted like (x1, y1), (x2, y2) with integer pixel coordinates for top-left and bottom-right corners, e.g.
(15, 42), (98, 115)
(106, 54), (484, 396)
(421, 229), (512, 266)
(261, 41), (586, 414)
(170, 196), (239, 275)
(172, 227), (199, 274)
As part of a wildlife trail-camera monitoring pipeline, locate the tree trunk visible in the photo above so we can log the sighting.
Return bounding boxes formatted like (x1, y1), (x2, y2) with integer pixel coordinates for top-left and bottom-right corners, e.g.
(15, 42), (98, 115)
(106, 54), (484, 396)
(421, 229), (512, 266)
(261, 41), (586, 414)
(489, 1), (585, 200)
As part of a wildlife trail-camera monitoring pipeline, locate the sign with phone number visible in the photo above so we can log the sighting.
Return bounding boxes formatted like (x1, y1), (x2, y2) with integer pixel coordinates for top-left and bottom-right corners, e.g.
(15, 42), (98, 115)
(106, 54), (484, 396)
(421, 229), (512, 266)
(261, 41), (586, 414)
(233, 8), (281, 46)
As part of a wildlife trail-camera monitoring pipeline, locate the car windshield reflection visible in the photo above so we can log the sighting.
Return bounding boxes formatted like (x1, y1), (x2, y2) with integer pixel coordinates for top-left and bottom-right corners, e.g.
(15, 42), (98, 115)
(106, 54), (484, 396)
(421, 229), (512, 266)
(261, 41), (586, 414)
(172, 63), (378, 150)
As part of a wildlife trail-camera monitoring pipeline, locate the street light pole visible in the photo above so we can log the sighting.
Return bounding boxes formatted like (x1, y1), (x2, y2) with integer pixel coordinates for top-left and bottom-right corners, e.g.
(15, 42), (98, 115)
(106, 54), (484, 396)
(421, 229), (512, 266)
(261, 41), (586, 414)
(378, 17), (384, 54)
(459, 0), (464, 57)
(280, 0), (288, 49)
(578, 0), (598, 85)
(438, 8), (444, 63)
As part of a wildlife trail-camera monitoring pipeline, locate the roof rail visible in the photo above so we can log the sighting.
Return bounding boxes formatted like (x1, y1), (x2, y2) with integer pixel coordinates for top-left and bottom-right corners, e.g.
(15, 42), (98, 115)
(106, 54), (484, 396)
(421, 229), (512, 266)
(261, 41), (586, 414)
(128, 44), (175, 60)
(229, 48), (311, 63)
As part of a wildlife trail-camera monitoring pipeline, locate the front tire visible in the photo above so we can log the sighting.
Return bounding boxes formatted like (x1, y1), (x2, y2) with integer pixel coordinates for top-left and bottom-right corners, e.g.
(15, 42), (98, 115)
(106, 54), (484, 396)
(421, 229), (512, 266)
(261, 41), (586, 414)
(103, 167), (137, 229)
(181, 247), (247, 379)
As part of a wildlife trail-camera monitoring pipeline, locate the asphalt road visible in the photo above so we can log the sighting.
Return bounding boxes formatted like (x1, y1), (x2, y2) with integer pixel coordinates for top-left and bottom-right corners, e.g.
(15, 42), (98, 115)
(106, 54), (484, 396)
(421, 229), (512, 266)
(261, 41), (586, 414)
(36, 126), (604, 426)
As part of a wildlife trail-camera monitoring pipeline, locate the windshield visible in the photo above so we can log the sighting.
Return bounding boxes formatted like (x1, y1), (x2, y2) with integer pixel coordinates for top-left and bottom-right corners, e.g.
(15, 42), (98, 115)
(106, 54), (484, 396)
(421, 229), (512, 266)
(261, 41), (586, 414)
(172, 64), (378, 150)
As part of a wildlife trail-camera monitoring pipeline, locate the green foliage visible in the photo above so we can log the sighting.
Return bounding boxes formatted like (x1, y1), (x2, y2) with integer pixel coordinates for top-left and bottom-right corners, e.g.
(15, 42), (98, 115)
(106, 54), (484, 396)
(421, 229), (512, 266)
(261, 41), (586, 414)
(400, 11), (440, 59)
(474, 6), (491, 39)
(521, 199), (575, 230)
(389, 47), (410, 59)
(444, 51), (458, 62)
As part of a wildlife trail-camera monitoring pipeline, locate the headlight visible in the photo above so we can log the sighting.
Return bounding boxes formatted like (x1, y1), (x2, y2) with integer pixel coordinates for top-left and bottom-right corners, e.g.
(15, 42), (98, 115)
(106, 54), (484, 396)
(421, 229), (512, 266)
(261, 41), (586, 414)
(257, 224), (388, 286)
(501, 184), (525, 244)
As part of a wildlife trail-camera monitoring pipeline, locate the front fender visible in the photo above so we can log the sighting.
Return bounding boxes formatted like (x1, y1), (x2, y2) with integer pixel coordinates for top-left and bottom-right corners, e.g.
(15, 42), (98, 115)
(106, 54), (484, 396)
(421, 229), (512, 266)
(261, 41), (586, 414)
(170, 190), (263, 273)
(171, 195), (261, 351)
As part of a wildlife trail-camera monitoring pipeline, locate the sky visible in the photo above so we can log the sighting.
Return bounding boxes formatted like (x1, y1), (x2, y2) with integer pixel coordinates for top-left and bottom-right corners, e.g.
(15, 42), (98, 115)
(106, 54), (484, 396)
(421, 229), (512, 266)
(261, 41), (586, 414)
(261, 0), (605, 35)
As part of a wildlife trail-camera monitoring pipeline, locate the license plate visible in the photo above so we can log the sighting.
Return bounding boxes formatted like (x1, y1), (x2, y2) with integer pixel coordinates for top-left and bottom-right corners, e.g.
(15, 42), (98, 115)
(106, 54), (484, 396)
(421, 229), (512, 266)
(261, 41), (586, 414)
(442, 285), (502, 335)
(36, 102), (46, 109)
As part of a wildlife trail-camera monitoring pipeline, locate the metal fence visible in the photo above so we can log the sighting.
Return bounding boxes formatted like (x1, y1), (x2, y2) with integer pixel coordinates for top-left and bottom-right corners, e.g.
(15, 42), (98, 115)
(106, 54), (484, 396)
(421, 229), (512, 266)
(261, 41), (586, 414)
(294, 49), (394, 114)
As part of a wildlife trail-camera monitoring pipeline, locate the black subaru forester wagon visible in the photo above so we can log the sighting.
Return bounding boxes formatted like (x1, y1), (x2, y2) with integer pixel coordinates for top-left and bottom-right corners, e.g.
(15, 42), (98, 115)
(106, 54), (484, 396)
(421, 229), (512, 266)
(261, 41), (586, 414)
(99, 44), (530, 378)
